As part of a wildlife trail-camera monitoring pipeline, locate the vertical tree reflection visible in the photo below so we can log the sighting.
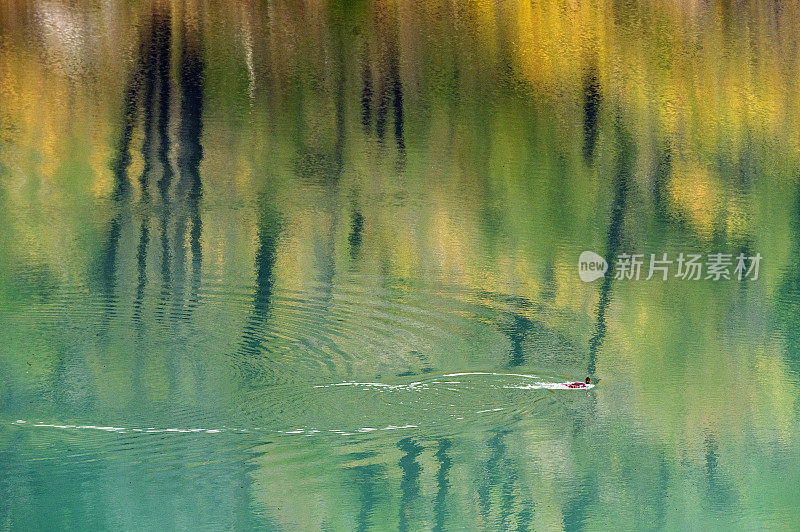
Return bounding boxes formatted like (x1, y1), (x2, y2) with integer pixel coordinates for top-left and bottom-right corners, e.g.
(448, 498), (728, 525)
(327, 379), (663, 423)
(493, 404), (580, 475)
(347, 452), (387, 532)
(89, 1), (176, 412)
(232, 5), (282, 371)
(567, 115), (634, 531)
(134, 4), (172, 327)
(238, 198), (280, 361)
(372, 0), (405, 154)
(361, 46), (373, 134)
(502, 300), (534, 368)
(397, 437), (423, 532)
(173, 6), (204, 320)
(433, 439), (452, 532)
(582, 64), (601, 164)
(587, 117), (633, 377)
(478, 430), (535, 529)
(98, 36), (140, 326)
(153, 2), (174, 326)
(349, 205), (365, 261)
(96, 0), (207, 346)
(99, 3), (176, 328)
(704, 435), (736, 509)
(652, 140), (671, 222)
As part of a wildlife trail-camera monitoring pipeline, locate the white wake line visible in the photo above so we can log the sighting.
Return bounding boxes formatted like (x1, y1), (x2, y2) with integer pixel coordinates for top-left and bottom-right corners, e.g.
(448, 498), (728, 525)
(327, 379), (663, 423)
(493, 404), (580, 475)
(315, 372), (594, 391)
(442, 372), (542, 378)
(445, 372), (594, 388)
(8, 420), (419, 437)
(504, 383), (595, 390)
(314, 382), (428, 390)
(11, 420), (238, 434)
(281, 425), (419, 437)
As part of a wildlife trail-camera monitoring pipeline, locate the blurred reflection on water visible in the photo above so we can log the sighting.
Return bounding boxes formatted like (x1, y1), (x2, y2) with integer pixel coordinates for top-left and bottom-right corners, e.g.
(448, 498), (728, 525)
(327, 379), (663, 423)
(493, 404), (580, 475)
(1, 0), (800, 529)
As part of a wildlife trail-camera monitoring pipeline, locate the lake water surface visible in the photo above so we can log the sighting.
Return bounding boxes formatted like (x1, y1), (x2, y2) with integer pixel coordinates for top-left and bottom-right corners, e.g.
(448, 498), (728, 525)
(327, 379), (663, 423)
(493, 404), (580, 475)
(1, 0), (800, 529)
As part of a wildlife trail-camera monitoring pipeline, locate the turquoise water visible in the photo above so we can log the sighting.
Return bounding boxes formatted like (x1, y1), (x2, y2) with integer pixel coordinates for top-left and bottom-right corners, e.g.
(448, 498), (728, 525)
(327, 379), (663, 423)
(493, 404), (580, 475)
(1, 0), (800, 529)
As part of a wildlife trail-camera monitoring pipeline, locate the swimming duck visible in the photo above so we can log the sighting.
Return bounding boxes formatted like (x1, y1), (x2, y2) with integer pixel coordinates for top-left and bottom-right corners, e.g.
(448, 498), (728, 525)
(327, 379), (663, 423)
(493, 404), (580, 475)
(565, 377), (591, 388)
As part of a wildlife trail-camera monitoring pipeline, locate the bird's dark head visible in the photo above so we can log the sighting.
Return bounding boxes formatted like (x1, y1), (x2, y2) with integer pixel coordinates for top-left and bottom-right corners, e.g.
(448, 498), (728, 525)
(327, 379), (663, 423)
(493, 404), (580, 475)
(585, 377), (591, 384)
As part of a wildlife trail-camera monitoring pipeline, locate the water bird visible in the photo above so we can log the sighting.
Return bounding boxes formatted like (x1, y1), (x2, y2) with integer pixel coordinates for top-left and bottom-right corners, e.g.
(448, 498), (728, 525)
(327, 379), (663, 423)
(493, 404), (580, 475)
(565, 377), (591, 389)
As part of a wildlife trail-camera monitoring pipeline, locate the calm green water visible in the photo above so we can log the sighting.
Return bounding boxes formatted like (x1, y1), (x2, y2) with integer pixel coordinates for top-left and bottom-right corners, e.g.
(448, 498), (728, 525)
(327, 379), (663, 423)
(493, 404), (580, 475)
(2, 0), (800, 529)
